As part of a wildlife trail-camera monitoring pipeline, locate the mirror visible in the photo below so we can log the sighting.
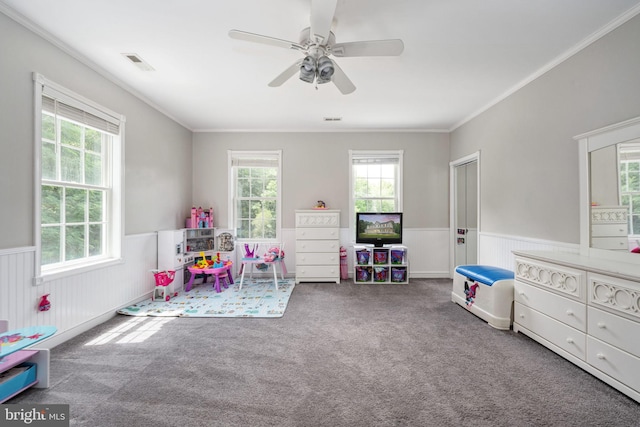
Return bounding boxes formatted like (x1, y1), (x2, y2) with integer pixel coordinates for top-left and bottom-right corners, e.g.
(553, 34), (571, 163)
(589, 141), (640, 252)
(575, 117), (640, 261)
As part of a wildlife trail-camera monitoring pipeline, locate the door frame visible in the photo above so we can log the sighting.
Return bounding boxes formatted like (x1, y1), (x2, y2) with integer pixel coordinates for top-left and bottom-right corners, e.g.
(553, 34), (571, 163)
(449, 151), (481, 277)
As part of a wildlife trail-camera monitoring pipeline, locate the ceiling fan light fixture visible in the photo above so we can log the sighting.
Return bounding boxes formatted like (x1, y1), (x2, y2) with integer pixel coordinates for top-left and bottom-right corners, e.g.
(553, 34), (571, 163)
(316, 56), (334, 84)
(299, 56), (316, 83)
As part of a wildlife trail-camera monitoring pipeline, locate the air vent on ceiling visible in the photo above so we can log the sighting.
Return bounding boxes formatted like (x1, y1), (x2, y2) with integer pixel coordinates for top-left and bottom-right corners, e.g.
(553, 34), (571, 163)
(323, 117), (342, 122)
(122, 53), (155, 71)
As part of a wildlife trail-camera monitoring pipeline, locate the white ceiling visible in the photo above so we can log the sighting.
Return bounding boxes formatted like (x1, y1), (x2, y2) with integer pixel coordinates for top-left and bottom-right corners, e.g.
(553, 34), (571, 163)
(2, 0), (640, 132)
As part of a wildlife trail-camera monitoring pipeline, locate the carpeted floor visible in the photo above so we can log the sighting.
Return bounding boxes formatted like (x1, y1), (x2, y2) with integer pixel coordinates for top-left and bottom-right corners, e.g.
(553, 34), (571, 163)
(117, 278), (295, 318)
(9, 279), (640, 426)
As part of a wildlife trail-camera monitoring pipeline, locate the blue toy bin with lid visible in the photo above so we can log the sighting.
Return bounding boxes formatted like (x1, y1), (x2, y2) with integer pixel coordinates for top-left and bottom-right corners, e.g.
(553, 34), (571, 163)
(452, 265), (515, 330)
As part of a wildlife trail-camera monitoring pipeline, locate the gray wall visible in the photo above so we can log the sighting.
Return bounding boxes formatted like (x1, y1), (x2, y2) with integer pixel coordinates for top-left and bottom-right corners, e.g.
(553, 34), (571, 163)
(0, 12), (192, 249)
(450, 13), (640, 245)
(192, 132), (450, 230)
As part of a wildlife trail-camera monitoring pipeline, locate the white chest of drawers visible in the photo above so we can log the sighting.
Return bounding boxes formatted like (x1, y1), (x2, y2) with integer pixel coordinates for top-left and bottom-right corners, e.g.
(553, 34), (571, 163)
(591, 206), (629, 251)
(513, 250), (640, 403)
(295, 210), (340, 284)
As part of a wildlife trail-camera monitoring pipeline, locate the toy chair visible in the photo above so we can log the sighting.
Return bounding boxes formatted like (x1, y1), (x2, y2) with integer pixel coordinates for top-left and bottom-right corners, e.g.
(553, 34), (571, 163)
(239, 242), (287, 290)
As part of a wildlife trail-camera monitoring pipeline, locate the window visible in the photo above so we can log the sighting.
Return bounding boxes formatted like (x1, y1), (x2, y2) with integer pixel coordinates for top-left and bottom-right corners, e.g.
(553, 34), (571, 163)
(228, 150), (281, 241)
(349, 150), (403, 238)
(35, 74), (124, 280)
(619, 143), (640, 235)
(350, 150), (403, 211)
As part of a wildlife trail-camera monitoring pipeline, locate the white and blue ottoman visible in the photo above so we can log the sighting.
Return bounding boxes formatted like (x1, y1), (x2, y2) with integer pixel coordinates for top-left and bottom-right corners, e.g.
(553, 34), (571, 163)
(451, 265), (514, 330)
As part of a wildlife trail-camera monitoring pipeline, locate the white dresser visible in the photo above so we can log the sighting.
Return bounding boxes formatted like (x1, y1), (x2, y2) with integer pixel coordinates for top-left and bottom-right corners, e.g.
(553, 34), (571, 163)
(591, 206), (629, 251)
(295, 209), (340, 284)
(513, 250), (640, 403)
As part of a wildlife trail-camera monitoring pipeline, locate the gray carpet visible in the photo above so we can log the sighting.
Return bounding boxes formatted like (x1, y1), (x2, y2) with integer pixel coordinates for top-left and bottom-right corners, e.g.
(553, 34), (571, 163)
(10, 279), (640, 426)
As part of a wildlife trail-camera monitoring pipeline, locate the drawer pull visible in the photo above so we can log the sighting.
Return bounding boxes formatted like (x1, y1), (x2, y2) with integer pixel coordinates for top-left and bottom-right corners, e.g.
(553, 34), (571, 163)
(519, 314), (525, 319)
(597, 353), (606, 360)
(566, 309), (574, 316)
(566, 338), (574, 344)
(597, 322), (606, 329)
(518, 291), (525, 296)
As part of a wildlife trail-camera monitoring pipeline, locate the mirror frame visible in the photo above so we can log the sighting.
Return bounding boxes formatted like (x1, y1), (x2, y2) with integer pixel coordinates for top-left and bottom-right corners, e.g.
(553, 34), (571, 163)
(574, 116), (640, 262)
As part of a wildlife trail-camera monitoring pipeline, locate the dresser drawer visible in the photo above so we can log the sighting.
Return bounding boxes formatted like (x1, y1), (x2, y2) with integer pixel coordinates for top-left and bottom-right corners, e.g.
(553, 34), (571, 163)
(591, 237), (628, 250)
(588, 273), (640, 321)
(587, 336), (640, 393)
(588, 306), (640, 356)
(591, 223), (628, 237)
(296, 252), (338, 265)
(296, 265), (339, 279)
(514, 302), (586, 360)
(514, 281), (586, 332)
(514, 257), (586, 301)
(296, 227), (339, 240)
(295, 211), (340, 227)
(296, 240), (339, 253)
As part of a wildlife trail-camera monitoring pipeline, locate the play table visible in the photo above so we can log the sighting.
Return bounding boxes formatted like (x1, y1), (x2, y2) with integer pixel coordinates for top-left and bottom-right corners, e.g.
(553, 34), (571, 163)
(185, 263), (234, 293)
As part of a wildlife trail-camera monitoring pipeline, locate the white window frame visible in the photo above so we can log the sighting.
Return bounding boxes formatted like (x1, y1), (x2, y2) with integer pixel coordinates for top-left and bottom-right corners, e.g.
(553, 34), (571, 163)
(349, 149), (404, 243)
(227, 150), (282, 242)
(33, 73), (125, 284)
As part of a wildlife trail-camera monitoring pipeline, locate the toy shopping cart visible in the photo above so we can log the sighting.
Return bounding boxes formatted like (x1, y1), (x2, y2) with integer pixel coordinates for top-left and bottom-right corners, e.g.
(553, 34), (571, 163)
(152, 270), (177, 301)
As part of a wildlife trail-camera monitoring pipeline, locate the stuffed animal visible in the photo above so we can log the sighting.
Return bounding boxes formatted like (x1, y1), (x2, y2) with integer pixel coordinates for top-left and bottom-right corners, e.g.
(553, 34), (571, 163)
(263, 246), (284, 262)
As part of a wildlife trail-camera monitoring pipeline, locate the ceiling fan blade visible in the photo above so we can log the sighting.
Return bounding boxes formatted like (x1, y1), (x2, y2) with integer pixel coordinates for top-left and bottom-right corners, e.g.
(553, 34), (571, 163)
(310, 0), (337, 45)
(332, 39), (405, 57)
(229, 29), (303, 51)
(268, 60), (303, 87)
(331, 60), (356, 95)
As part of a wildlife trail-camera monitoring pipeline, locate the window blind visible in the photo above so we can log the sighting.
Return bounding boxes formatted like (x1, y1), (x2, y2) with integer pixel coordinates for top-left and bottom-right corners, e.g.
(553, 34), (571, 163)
(351, 151), (402, 165)
(619, 143), (640, 161)
(42, 95), (120, 135)
(230, 153), (279, 168)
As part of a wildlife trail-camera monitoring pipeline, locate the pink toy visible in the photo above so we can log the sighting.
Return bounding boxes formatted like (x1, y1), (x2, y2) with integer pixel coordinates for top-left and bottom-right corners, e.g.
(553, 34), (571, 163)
(263, 246), (284, 262)
(244, 243), (258, 258)
(38, 294), (51, 312)
(152, 270), (177, 301)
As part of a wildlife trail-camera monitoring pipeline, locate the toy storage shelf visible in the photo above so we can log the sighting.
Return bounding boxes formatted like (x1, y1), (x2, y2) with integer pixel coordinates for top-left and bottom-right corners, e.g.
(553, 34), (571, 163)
(0, 321), (51, 403)
(353, 245), (409, 284)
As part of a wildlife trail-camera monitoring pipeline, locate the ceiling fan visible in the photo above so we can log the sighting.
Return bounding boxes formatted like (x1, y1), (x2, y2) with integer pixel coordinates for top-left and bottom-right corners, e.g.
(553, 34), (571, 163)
(228, 0), (404, 95)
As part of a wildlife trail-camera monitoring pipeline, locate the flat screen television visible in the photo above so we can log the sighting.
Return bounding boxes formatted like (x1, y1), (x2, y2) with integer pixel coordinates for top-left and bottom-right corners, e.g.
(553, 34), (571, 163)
(355, 212), (403, 247)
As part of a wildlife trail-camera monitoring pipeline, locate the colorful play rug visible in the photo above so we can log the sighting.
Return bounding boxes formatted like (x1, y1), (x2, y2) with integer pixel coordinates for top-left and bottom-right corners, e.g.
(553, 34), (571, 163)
(117, 278), (295, 318)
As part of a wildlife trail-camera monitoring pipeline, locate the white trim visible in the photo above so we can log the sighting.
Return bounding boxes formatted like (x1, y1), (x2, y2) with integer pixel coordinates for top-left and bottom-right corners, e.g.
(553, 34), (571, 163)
(575, 115), (640, 263)
(34, 257), (125, 285)
(227, 150), (283, 240)
(34, 75), (125, 281)
(35, 73), (123, 125)
(193, 128), (451, 133)
(451, 4), (640, 132)
(449, 151), (480, 276)
(0, 5), (188, 130)
(0, 246), (35, 256)
(348, 149), (404, 245)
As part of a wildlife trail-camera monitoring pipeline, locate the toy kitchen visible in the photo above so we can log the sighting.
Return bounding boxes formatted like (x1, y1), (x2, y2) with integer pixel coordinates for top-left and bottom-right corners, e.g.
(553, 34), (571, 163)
(158, 228), (235, 290)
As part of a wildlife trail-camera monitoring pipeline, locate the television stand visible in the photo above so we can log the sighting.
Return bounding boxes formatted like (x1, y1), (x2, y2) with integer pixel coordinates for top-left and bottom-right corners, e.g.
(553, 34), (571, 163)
(353, 245), (409, 284)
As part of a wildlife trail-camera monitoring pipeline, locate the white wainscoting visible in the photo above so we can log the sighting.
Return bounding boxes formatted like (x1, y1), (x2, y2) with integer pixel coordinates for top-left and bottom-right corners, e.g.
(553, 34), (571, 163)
(0, 233), (157, 348)
(274, 227), (451, 280)
(478, 231), (580, 271)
